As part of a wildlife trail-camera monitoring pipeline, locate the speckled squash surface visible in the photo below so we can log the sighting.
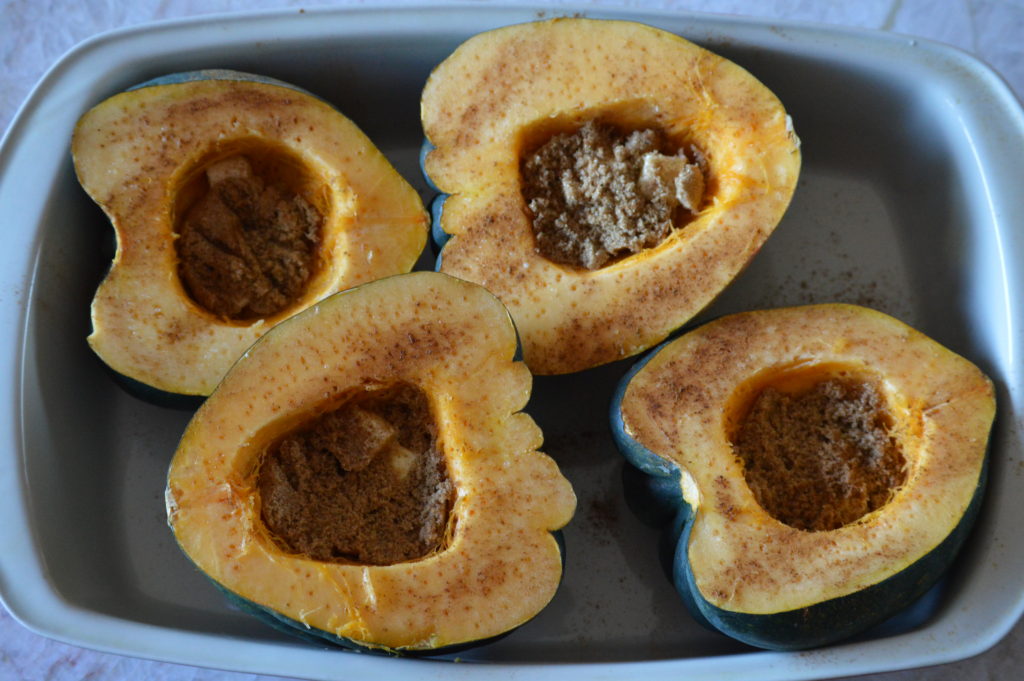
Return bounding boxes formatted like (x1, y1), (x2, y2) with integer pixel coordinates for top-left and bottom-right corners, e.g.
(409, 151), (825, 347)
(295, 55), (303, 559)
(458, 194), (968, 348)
(611, 304), (995, 650)
(421, 18), (801, 374)
(166, 271), (576, 653)
(74, 70), (427, 398)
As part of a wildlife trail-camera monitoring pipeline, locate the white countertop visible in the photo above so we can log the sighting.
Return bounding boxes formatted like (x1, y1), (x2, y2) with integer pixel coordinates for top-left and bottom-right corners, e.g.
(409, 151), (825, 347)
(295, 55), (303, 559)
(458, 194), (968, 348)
(2, 1), (1022, 680)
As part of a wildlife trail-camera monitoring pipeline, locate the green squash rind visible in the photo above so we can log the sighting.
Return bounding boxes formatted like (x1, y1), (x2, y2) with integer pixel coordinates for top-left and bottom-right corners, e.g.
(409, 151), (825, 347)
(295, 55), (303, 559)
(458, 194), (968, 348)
(429, 193), (451, 251)
(620, 461), (684, 529)
(127, 69), (318, 97)
(105, 370), (206, 410)
(419, 138), (441, 193)
(673, 458), (988, 650)
(421, 140), (452, 264)
(608, 342), (680, 478)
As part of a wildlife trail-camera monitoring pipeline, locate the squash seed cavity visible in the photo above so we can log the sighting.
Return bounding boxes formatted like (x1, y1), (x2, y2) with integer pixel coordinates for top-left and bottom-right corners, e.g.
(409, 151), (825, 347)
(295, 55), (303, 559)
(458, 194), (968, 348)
(176, 155), (321, 321)
(521, 120), (705, 270)
(733, 378), (908, 532)
(257, 383), (454, 565)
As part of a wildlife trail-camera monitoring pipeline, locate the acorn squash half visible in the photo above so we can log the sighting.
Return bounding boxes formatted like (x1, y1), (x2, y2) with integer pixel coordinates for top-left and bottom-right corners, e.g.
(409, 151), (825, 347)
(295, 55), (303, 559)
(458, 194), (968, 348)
(166, 271), (576, 653)
(421, 18), (800, 374)
(73, 70), (427, 399)
(611, 304), (995, 650)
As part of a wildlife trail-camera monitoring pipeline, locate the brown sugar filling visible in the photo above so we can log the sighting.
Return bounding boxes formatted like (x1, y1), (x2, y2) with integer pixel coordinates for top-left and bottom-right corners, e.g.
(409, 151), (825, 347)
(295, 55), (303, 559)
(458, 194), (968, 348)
(177, 155), (321, 320)
(258, 383), (454, 565)
(733, 378), (907, 532)
(521, 120), (705, 270)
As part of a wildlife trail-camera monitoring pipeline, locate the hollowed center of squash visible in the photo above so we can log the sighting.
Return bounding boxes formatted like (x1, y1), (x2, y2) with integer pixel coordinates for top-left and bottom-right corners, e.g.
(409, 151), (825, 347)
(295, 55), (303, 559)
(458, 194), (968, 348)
(257, 383), (454, 565)
(730, 367), (908, 532)
(174, 142), (325, 321)
(520, 118), (706, 270)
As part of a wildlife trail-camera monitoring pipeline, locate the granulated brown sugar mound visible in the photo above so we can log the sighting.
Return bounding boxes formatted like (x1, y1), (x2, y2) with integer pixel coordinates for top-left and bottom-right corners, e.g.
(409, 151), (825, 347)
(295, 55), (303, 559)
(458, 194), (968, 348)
(258, 383), (453, 565)
(734, 378), (907, 532)
(521, 121), (705, 270)
(177, 156), (320, 320)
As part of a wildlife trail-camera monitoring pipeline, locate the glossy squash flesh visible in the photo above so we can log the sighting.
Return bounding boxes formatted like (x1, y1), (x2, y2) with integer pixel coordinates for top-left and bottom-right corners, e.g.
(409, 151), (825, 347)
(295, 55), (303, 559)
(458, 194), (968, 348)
(166, 271), (576, 652)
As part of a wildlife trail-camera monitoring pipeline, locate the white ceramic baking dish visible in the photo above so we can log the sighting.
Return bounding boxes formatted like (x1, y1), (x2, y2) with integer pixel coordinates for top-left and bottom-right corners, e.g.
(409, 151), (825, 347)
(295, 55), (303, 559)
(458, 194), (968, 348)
(1, 4), (1023, 680)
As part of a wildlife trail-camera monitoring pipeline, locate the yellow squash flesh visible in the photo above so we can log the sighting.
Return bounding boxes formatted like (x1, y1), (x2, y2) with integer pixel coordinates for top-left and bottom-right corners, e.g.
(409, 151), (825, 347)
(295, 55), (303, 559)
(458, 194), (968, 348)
(165, 272), (576, 651)
(74, 74), (427, 396)
(618, 304), (995, 616)
(422, 18), (801, 374)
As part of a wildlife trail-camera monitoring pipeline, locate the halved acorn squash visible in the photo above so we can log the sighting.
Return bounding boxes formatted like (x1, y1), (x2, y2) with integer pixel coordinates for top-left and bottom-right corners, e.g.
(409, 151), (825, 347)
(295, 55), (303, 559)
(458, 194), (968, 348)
(421, 18), (800, 374)
(73, 70), (427, 399)
(165, 271), (576, 653)
(611, 304), (995, 650)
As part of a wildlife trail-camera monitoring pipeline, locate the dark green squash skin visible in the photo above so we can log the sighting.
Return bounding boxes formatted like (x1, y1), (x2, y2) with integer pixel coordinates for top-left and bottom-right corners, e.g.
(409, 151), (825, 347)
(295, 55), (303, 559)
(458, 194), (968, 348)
(419, 138), (441, 194)
(206, 530), (567, 656)
(620, 460), (683, 530)
(106, 370), (206, 410)
(127, 70), (319, 95)
(429, 193), (451, 251)
(674, 461), (986, 650)
(610, 346), (991, 651)
(420, 139), (452, 264)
